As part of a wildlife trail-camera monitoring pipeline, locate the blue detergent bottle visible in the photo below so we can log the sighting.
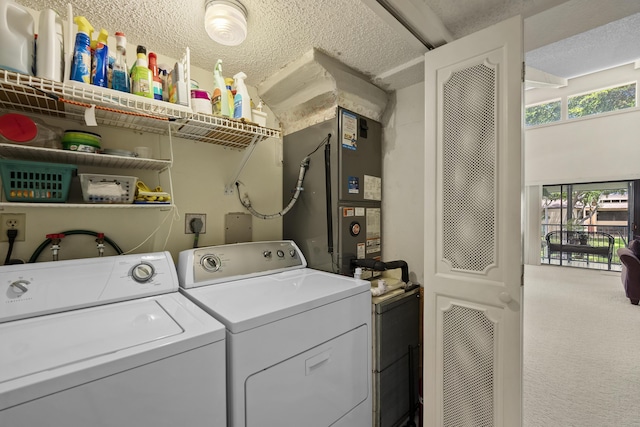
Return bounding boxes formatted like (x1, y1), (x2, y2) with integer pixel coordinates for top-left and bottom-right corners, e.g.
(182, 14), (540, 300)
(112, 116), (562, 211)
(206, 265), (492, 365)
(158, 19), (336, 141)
(69, 16), (94, 83)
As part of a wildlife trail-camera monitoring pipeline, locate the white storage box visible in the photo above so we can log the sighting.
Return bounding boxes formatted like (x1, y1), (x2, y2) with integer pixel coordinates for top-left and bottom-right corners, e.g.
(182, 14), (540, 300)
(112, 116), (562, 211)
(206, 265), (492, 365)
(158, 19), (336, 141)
(80, 174), (136, 204)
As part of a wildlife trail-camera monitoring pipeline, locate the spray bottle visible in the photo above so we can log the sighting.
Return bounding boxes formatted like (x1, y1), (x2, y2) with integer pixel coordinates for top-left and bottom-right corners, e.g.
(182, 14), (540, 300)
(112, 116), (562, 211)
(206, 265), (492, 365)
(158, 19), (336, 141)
(211, 59), (229, 117)
(111, 32), (130, 93)
(69, 16), (94, 83)
(233, 71), (252, 121)
(91, 28), (109, 87)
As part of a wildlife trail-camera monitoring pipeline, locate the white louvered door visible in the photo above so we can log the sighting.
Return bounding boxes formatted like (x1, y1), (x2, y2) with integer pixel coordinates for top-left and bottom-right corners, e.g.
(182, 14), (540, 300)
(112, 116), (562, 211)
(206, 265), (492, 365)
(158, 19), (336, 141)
(423, 16), (523, 427)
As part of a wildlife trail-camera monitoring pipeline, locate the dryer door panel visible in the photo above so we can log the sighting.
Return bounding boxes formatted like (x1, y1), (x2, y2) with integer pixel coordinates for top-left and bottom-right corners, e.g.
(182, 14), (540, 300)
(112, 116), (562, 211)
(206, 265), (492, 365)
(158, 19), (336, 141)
(245, 325), (369, 427)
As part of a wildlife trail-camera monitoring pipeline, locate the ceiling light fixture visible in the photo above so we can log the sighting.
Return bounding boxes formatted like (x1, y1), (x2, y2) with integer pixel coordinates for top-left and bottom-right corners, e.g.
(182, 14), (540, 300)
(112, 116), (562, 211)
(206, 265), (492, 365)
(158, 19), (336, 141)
(204, 0), (248, 46)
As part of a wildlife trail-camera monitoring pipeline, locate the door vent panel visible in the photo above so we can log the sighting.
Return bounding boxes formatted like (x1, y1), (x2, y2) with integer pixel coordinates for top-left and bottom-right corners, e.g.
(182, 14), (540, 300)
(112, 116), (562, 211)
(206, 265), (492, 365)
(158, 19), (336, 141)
(442, 303), (495, 426)
(441, 62), (497, 272)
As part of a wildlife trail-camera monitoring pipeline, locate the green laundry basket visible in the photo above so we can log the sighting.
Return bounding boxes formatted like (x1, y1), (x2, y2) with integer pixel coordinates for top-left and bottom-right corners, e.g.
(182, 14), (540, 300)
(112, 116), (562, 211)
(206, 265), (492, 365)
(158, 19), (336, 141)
(0, 159), (76, 202)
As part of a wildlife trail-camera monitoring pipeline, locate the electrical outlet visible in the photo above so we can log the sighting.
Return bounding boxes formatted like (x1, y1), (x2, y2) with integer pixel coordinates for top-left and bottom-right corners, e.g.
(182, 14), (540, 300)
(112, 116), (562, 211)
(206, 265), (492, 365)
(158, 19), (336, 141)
(185, 213), (207, 234)
(0, 213), (26, 242)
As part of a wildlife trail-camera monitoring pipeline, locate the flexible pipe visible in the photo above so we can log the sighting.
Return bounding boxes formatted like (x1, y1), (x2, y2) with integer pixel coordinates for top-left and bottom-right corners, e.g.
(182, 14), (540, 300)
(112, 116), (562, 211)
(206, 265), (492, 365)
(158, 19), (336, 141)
(237, 156), (310, 220)
(28, 230), (124, 263)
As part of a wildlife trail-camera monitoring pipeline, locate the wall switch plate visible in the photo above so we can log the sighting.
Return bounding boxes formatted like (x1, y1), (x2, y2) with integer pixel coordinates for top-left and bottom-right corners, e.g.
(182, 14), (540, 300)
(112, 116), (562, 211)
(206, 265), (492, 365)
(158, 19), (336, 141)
(0, 213), (26, 242)
(185, 213), (206, 234)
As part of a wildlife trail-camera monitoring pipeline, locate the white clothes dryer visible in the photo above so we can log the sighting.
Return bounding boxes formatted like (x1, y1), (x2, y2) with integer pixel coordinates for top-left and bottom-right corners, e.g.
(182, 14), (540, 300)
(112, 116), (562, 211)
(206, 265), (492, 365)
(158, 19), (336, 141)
(0, 252), (226, 427)
(178, 240), (372, 427)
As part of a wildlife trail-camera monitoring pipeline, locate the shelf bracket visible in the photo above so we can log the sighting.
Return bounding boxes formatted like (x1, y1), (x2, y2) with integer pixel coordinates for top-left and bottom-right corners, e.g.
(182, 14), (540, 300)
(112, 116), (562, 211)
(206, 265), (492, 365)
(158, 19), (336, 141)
(225, 133), (262, 195)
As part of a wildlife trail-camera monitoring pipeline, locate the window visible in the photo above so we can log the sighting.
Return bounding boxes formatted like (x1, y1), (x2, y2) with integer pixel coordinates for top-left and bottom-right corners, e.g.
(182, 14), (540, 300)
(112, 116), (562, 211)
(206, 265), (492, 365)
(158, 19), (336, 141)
(525, 99), (561, 126)
(597, 211), (628, 222)
(568, 82), (636, 119)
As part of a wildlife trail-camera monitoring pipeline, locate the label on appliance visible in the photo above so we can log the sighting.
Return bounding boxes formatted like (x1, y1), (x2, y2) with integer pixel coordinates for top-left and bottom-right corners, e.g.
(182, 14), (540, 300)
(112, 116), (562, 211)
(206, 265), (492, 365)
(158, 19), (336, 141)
(357, 243), (366, 259)
(348, 176), (359, 194)
(343, 207), (355, 217)
(354, 207), (365, 217)
(366, 207), (381, 253)
(364, 175), (381, 201)
(341, 110), (358, 150)
(366, 238), (381, 254)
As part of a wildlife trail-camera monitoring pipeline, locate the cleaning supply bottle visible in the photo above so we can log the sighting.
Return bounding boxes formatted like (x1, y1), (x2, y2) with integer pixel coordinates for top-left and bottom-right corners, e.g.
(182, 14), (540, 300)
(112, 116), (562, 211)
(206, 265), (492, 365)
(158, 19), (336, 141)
(111, 32), (130, 93)
(233, 72), (252, 121)
(69, 16), (93, 83)
(130, 45), (153, 98)
(36, 8), (64, 81)
(158, 64), (169, 101)
(148, 52), (163, 101)
(211, 60), (229, 117)
(90, 28), (109, 87)
(0, 0), (34, 75)
(170, 60), (188, 105)
(107, 46), (115, 88)
(225, 77), (235, 118)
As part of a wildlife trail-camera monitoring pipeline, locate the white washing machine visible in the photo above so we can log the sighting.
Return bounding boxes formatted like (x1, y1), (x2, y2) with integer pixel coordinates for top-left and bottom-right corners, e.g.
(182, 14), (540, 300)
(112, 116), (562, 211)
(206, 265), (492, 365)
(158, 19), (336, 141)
(0, 252), (226, 427)
(177, 240), (372, 427)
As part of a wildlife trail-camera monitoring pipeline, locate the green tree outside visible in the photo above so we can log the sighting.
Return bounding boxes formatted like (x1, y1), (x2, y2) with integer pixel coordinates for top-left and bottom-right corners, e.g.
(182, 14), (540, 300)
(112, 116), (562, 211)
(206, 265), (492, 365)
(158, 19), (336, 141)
(568, 83), (636, 118)
(525, 100), (561, 126)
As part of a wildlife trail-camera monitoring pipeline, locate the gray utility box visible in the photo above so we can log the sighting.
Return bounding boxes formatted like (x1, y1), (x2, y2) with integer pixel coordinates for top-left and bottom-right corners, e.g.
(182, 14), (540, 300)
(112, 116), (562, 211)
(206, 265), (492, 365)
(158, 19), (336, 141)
(372, 287), (421, 427)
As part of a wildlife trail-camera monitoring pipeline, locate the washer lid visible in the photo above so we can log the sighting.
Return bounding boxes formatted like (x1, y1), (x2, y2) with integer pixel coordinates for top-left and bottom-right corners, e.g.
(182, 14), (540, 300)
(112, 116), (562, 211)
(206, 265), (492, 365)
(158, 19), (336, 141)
(183, 268), (370, 333)
(0, 299), (182, 384)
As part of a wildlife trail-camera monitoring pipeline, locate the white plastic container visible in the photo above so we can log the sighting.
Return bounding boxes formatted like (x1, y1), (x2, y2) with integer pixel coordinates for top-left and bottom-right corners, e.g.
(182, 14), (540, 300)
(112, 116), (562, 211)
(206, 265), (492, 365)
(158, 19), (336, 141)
(252, 109), (267, 127)
(0, 0), (34, 75)
(36, 8), (64, 81)
(191, 89), (212, 115)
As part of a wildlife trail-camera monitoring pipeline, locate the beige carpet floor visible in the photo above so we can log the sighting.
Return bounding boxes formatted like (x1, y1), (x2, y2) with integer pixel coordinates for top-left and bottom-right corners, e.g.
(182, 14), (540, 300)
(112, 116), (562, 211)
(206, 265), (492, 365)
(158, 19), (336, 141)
(524, 265), (640, 427)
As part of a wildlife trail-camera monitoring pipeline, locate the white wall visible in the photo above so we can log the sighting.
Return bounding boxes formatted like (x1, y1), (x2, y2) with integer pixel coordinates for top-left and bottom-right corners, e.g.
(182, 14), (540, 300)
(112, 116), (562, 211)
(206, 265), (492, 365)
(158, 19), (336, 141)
(525, 62), (640, 185)
(381, 82), (425, 285)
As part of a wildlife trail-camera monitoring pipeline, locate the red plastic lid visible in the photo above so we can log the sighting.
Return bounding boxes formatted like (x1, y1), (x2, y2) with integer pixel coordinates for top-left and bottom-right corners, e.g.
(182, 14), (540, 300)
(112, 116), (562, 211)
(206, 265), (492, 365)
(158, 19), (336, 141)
(0, 114), (37, 143)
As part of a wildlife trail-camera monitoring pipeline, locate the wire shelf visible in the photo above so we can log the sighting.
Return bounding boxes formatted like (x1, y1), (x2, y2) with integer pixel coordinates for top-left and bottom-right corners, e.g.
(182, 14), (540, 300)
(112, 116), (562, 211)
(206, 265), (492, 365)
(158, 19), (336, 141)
(0, 144), (171, 171)
(0, 69), (281, 148)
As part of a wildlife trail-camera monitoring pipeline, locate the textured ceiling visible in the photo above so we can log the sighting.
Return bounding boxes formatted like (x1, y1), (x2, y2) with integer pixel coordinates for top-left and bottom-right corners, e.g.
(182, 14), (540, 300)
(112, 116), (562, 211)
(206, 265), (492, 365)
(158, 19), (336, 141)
(16, 0), (640, 90)
(526, 11), (640, 79)
(19, 0), (425, 88)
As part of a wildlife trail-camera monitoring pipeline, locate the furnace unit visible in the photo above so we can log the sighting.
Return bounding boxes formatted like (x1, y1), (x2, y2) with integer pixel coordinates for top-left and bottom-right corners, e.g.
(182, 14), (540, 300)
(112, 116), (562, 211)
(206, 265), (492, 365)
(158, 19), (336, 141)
(283, 107), (382, 275)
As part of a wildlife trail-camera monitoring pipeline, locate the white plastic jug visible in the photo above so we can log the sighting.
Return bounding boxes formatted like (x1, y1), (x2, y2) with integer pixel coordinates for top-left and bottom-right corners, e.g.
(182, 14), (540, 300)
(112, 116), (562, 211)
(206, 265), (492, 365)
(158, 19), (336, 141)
(36, 8), (64, 81)
(0, 0), (34, 75)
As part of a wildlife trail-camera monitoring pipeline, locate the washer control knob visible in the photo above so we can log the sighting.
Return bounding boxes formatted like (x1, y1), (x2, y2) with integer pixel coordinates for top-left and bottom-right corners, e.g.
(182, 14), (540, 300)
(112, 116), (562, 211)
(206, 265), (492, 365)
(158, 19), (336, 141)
(201, 255), (221, 272)
(290, 249), (297, 258)
(131, 262), (155, 283)
(276, 250), (285, 258)
(9, 280), (29, 295)
(263, 250), (272, 258)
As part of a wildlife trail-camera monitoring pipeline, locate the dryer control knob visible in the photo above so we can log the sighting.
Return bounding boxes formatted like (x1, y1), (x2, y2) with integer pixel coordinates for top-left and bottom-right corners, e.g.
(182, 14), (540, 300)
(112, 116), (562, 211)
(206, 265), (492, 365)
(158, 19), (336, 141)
(131, 262), (155, 283)
(263, 250), (272, 258)
(289, 249), (297, 258)
(9, 280), (29, 295)
(276, 250), (284, 258)
(201, 255), (221, 272)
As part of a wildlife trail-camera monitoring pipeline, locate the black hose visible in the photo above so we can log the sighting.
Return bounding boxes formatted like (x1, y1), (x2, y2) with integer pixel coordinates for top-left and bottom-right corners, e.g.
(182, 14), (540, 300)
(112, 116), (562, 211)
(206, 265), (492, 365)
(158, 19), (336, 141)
(350, 258), (410, 284)
(28, 230), (124, 263)
(324, 134), (333, 254)
(4, 235), (15, 265)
